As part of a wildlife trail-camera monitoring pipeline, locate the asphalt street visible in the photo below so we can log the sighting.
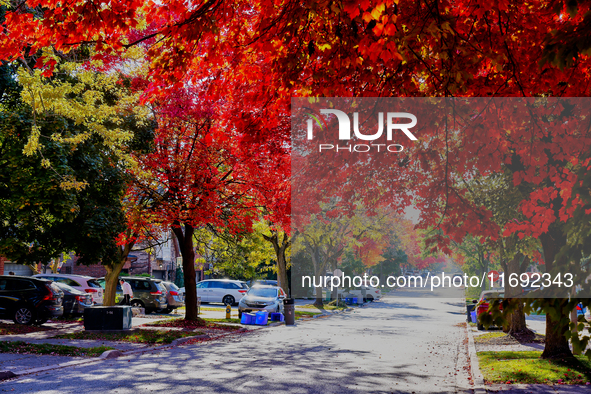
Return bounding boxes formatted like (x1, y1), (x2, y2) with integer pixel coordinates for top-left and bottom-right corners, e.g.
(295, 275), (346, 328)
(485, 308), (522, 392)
(0, 288), (472, 393)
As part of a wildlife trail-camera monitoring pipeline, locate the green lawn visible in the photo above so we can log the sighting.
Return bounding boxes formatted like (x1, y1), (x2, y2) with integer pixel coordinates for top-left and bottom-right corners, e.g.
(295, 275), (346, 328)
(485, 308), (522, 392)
(474, 332), (506, 343)
(55, 329), (201, 344)
(295, 310), (321, 318)
(478, 351), (591, 384)
(202, 318), (242, 324)
(0, 341), (112, 357)
(297, 304), (346, 311)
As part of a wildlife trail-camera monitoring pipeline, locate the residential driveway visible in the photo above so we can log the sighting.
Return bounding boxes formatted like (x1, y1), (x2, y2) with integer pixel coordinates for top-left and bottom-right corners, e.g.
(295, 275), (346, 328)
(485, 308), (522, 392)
(1, 288), (472, 393)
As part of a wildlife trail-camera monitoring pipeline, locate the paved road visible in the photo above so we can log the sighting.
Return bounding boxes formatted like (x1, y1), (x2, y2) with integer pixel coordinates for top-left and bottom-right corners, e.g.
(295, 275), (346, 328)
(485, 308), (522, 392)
(0, 289), (472, 393)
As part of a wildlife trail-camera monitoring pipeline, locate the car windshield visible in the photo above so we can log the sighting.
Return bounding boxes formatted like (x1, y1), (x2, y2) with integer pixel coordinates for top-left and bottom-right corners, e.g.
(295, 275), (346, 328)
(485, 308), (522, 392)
(54, 282), (76, 293)
(248, 287), (278, 298)
(87, 279), (102, 289)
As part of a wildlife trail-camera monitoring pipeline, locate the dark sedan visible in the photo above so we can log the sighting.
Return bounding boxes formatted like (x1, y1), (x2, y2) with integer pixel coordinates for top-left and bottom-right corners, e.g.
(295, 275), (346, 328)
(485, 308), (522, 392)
(53, 282), (93, 316)
(0, 276), (63, 325)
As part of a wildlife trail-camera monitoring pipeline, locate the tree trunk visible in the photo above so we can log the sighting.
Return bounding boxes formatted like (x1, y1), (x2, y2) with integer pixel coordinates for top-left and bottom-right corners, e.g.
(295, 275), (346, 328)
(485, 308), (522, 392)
(506, 300), (535, 341)
(51, 258), (60, 274)
(542, 300), (573, 359)
(540, 227), (572, 359)
(503, 251), (535, 341)
(262, 230), (290, 296)
(103, 260), (125, 306)
(173, 222), (199, 321)
(277, 246), (289, 296)
(330, 260), (338, 301)
(314, 284), (323, 308)
(308, 246), (325, 307)
(103, 237), (135, 306)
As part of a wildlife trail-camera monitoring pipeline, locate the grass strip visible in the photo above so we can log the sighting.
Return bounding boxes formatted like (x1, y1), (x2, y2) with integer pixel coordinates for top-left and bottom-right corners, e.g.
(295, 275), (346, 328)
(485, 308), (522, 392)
(145, 318), (242, 330)
(297, 304), (346, 311)
(474, 332), (506, 343)
(295, 311), (321, 318)
(0, 323), (54, 335)
(55, 329), (201, 344)
(201, 318), (242, 324)
(478, 351), (591, 384)
(0, 341), (113, 357)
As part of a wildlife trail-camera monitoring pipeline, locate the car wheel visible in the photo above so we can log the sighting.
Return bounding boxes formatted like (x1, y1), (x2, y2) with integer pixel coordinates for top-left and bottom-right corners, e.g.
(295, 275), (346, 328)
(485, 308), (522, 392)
(131, 300), (144, 309)
(223, 295), (235, 306)
(366, 296), (374, 302)
(13, 306), (35, 325)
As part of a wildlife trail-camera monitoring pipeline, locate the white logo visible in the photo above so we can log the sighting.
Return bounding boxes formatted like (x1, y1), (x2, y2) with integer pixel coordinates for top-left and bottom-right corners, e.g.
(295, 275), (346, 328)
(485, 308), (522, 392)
(307, 110), (417, 141)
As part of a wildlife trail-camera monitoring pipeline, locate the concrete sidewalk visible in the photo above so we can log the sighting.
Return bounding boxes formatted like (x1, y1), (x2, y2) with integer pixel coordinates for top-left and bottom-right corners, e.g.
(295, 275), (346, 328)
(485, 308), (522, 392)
(0, 303), (352, 379)
(0, 316), (174, 375)
(0, 313), (225, 375)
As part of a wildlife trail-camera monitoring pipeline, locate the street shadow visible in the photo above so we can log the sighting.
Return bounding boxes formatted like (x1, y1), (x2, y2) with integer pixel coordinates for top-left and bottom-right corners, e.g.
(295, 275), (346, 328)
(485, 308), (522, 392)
(2, 331), (456, 394)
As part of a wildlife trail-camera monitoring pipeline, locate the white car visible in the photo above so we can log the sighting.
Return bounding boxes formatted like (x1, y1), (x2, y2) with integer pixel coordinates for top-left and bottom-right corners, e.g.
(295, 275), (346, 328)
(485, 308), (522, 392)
(33, 274), (104, 305)
(348, 285), (382, 302)
(195, 279), (249, 306)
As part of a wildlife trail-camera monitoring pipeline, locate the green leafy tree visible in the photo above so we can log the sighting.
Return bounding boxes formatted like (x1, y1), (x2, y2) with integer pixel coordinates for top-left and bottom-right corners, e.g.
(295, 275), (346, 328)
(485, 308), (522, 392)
(0, 63), (127, 269)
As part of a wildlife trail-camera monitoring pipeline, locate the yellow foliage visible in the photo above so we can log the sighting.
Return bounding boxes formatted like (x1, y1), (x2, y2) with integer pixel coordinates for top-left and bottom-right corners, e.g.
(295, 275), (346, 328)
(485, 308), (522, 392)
(18, 48), (151, 174)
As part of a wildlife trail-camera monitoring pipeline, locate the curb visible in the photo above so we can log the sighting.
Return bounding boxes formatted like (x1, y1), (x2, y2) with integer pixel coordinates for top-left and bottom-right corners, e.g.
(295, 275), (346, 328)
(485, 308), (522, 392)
(466, 325), (487, 394)
(170, 334), (210, 346)
(99, 350), (123, 359)
(0, 371), (16, 381)
(3, 356), (107, 379)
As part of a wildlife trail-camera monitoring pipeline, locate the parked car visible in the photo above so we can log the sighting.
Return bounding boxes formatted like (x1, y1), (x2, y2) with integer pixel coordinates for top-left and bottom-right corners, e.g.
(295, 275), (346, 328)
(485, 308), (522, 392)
(33, 274), (104, 305)
(252, 279), (278, 287)
(53, 282), (93, 316)
(348, 285), (382, 302)
(157, 281), (184, 314)
(96, 276), (168, 314)
(476, 290), (504, 330)
(0, 275), (64, 325)
(196, 279), (249, 306)
(321, 287), (348, 300)
(238, 285), (286, 318)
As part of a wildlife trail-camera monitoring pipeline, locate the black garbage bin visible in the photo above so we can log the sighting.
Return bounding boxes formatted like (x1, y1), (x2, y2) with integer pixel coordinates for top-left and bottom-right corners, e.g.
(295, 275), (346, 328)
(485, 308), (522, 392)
(283, 298), (295, 325)
(84, 306), (132, 331)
